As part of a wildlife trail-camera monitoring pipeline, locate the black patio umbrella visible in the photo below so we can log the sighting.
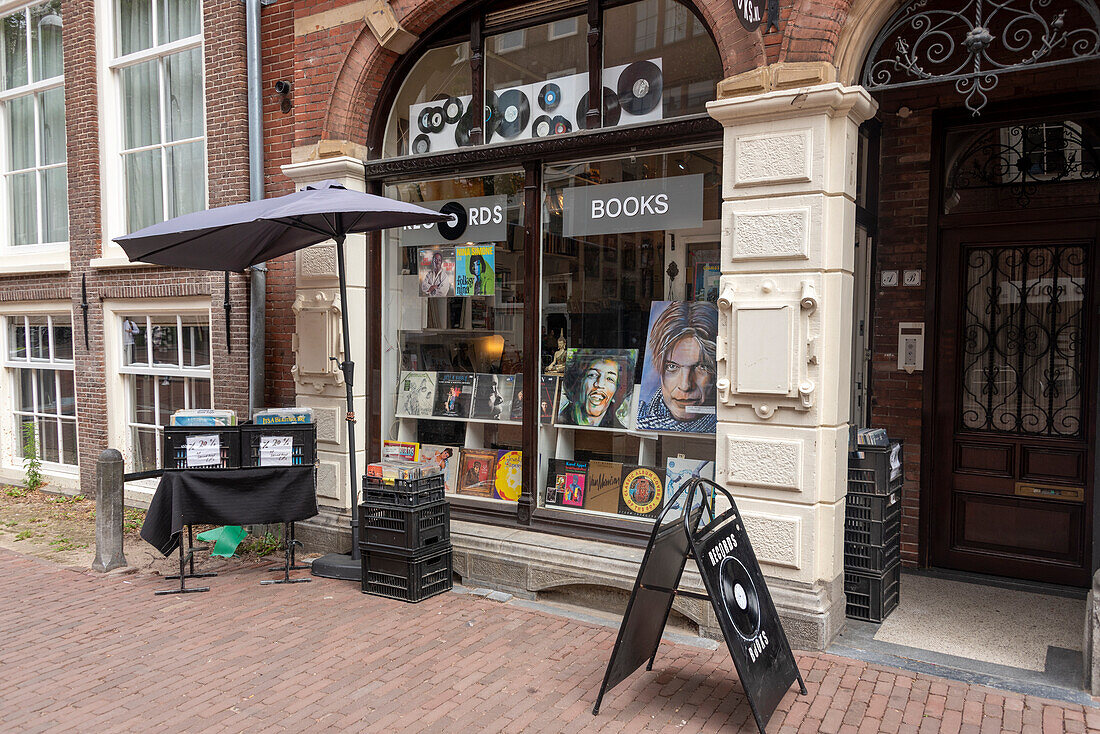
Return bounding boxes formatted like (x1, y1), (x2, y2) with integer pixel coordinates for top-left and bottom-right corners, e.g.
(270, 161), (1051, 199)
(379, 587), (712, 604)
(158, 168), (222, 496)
(115, 180), (449, 581)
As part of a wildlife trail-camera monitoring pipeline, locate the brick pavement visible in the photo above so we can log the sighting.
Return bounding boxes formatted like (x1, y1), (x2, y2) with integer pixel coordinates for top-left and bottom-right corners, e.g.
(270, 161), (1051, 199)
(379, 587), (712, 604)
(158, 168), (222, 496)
(1, 547), (1098, 733)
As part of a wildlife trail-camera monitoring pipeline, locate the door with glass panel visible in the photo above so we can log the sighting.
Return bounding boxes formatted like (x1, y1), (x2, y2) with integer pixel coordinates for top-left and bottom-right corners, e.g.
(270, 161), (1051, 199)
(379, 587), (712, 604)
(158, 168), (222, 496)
(932, 222), (1098, 586)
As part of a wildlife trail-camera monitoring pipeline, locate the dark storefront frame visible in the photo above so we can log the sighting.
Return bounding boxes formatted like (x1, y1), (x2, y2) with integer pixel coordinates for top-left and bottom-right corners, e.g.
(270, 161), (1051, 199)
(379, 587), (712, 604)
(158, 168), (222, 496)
(360, 0), (723, 545)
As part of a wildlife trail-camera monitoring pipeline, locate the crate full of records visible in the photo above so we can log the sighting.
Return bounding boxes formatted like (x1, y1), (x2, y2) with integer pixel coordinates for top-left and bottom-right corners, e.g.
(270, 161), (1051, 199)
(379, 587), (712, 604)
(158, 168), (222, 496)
(241, 409), (316, 468)
(162, 410), (241, 470)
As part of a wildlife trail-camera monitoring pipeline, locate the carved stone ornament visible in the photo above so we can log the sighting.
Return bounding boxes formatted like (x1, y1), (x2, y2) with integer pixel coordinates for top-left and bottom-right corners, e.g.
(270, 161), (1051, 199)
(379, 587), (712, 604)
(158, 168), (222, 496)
(291, 290), (345, 393)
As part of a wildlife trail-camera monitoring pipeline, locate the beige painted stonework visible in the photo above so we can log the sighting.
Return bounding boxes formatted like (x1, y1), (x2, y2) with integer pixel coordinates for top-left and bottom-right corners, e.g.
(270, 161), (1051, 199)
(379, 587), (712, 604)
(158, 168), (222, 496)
(709, 83), (876, 648)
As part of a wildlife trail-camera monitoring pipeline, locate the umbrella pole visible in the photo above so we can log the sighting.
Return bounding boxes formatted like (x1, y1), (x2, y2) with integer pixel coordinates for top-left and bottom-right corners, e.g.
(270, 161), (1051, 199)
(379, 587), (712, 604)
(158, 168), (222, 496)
(335, 234), (361, 558)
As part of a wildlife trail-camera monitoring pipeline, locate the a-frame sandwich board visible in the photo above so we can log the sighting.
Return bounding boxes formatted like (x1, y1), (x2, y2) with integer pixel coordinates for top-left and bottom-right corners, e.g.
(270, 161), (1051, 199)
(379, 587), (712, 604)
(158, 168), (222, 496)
(593, 477), (807, 734)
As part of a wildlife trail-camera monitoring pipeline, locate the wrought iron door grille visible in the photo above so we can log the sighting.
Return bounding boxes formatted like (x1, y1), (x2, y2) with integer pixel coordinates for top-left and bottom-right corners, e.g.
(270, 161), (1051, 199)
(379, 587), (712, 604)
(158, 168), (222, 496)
(960, 245), (1086, 436)
(862, 0), (1100, 114)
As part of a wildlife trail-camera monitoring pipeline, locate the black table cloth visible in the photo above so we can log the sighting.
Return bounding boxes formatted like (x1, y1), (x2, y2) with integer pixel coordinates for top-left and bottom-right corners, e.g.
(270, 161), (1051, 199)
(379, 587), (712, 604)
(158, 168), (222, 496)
(140, 467), (318, 556)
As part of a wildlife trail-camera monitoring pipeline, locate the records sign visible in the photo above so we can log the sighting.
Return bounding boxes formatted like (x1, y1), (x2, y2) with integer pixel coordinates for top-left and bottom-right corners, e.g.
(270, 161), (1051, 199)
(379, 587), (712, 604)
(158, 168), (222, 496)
(694, 505), (802, 732)
(734, 0), (764, 31)
(400, 195), (508, 246)
(562, 175), (703, 237)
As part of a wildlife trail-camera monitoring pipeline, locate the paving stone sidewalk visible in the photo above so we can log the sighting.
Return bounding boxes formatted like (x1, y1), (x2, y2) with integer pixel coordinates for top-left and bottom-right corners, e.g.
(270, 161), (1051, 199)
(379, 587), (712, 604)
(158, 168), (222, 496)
(1, 548), (1097, 734)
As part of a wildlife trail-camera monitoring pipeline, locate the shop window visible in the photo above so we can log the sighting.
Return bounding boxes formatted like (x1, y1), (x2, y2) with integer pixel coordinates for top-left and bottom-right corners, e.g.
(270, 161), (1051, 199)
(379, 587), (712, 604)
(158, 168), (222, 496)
(110, 0), (205, 233)
(380, 0), (721, 157)
(5, 313), (76, 467)
(120, 313), (211, 472)
(540, 147), (722, 522)
(384, 171), (526, 504)
(0, 1), (66, 248)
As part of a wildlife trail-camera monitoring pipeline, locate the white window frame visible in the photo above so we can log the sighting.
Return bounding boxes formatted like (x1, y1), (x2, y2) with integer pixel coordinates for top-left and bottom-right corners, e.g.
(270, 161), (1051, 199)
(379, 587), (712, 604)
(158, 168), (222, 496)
(94, 0), (208, 268)
(0, 0), (69, 274)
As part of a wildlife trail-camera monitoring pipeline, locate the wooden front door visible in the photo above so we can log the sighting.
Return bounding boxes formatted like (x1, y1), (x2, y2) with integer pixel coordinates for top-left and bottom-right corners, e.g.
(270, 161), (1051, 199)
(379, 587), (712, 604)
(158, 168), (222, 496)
(932, 220), (1098, 587)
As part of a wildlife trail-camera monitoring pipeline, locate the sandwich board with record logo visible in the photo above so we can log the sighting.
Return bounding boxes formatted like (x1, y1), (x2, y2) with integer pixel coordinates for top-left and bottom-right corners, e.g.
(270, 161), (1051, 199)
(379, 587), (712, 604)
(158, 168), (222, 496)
(593, 477), (806, 734)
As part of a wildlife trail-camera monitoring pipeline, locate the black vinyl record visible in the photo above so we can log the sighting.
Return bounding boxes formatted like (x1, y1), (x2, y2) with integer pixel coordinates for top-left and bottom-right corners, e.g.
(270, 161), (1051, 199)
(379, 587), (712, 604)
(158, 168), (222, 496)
(429, 106), (445, 133)
(442, 96), (464, 124)
(538, 83), (561, 112)
(616, 60), (663, 115)
(496, 89), (531, 139)
(576, 87), (621, 129)
(483, 91), (499, 143)
(455, 108), (474, 147)
(719, 556), (762, 641)
(417, 107), (434, 133)
(532, 115), (554, 138)
(437, 201), (467, 241)
(454, 92), (498, 146)
(412, 134), (431, 155)
(551, 115), (572, 135)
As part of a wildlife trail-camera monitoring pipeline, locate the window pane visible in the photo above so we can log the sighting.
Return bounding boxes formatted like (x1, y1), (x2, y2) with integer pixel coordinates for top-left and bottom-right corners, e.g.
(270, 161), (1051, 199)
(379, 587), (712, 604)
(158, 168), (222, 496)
(30, 1), (62, 82)
(16, 415), (35, 460)
(120, 59), (161, 150)
(41, 165), (67, 242)
(485, 17), (589, 137)
(15, 369), (34, 411)
(158, 375), (186, 423)
(8, 319), (26, 359)
(7, 94), (35, 170)
(181, 315), (210, 367)
(131, 426), (158, 473)
(39, 416), (59, 462)
(382, 42), (471, 157)
(150, 317), (178, 366)
(36, 368), (56, 413)
(52, 318), (72, 361)
(117, 0), (153, 56)
(1, 10), (28, 90)
(124, 149), (164, 231)
(59, 370), (75, 416)
(60, 419), (76, 464)
(27, 316), (47, 359)
(131, 373), (156, 424)
(122, 316), (147, 365)
(603, 0), (723, 119)
(158, 0), (200, 44)
(8, 171), (37, 245)
(39, 86), (65, 165)
(164, 47), (203, 141)
(190, 377), (211, 408)
(166, 140), (205, 217)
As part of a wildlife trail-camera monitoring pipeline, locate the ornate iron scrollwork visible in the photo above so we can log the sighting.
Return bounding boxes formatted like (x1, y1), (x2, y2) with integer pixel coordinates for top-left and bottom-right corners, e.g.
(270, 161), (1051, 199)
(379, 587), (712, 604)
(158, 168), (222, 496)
(862, 0), (1100, 114)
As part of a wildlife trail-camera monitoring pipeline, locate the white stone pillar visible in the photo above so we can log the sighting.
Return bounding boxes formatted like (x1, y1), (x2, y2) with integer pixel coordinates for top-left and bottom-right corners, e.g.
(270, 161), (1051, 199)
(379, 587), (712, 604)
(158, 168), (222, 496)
(708, 84), (876, 649)
(281, 156), (368, 549)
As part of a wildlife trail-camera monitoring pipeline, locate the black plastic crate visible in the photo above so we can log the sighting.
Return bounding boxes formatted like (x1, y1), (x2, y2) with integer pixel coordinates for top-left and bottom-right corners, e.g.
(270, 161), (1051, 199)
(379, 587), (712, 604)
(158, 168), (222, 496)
(845, 562), (901, 622)
(845, 511), (900, 546)
(359, 500), (450, 553)
(162, 426), (240, 469)
(846, 490), (901, 523)
(362, 474), (446, 507)
(848, 442), (904, 496)
(361, 543), (453, 603)
(844, 523), (901, 573)
(240, 423), (316, 467)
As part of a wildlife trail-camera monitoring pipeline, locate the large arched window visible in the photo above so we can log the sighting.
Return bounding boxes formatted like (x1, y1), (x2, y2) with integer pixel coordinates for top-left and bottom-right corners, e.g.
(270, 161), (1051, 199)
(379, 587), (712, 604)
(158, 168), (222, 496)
(382, 0), (722, 158)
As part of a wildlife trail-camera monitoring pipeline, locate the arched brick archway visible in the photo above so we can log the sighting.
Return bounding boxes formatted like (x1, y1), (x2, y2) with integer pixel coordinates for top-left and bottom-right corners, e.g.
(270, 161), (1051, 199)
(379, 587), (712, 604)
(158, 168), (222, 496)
(319, 0), (768, 147)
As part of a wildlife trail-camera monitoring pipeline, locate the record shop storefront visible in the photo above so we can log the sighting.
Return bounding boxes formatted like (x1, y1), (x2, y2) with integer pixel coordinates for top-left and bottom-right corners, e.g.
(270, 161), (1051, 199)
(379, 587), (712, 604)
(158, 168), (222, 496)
(286, 0), (874, 649)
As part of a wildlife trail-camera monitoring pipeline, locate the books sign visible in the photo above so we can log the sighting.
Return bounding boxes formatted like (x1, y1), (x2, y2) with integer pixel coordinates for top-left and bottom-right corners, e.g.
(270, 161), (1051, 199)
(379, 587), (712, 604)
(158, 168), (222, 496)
(562, 175), (703, 237)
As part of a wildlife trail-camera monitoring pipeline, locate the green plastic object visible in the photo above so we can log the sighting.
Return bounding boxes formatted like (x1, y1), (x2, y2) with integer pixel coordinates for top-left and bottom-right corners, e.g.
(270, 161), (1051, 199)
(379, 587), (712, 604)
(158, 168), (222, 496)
(195, 525), (248, 557)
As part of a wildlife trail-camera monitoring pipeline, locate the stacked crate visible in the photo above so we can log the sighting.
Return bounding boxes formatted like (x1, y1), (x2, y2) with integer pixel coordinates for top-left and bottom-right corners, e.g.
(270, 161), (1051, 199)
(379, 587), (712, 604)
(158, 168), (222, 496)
(360, 472), (452, 602)
(162, 426), (241, 469)
(844, 442), (903, 622)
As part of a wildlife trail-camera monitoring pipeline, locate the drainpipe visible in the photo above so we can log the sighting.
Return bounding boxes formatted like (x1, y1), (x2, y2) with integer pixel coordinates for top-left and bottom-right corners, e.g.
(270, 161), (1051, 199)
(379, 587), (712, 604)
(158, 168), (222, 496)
(246, 0), (266, 417)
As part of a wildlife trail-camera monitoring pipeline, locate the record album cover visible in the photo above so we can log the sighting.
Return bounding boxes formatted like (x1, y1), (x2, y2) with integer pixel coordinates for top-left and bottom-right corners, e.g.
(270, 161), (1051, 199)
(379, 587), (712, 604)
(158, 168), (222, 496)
(618, 466), (664, 519)
(397, 371), (437, 417)
(545, 459), (587, 507)
(418, 247), (456, 297)
(556, 348), (637, 430)
(539, 375), (559, 424)
(509, 374), (524, 421)
(493, 449), (522, 502)
(420, 444), (460, 493)
(584, 460), (623, 514)
(665, 457), (716, 512)
(471, 373), (516, 421)
(382, 440), (419, 463)
(455, 244), (495, 297)
(457, 448), (497, 497)
(433, 373), (474, 418)
(636, 301), (717, 435)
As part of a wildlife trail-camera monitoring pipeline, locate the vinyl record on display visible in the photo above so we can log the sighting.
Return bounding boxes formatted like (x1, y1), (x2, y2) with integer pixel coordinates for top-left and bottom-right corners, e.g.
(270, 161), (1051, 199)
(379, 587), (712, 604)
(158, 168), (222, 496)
(483, 91), (499, 143)
(538, 83), (561, 112)
(496, 89), (531, 139)
(417, 107), (434, 133)
(454, 92), (499, 146)
(576, 86), (621, 129)
(442, 96), (464, 124)
(412, 134), (431, 155)
(718, 556), (762, 641)
(532, 115), (554, 138)
(551, 115), (572, 135)
(437, 201), (468, 241)
(429, 106), (446, 133)
(616, 60), (663, 116)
